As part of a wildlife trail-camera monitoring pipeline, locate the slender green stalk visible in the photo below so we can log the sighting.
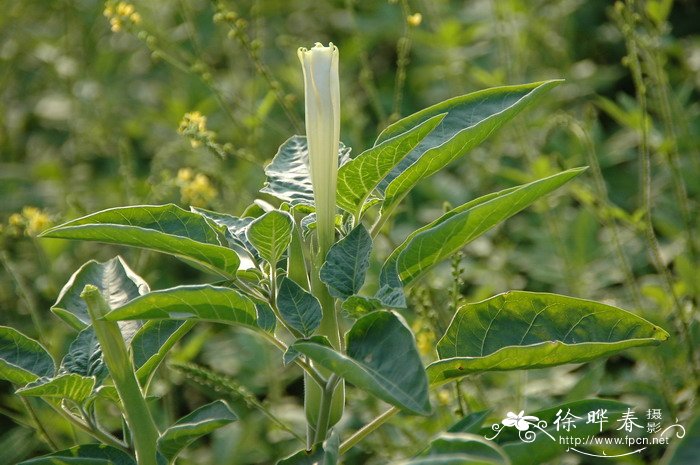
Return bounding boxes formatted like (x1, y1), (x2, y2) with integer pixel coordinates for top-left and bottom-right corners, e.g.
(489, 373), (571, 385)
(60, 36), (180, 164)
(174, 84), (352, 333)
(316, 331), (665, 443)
(339, 406), (400, 455)
(314, 375), (340, 444)
(20, 397), (59, 450)
(43, 401), (129, 452)
(82, 286), (159, 465)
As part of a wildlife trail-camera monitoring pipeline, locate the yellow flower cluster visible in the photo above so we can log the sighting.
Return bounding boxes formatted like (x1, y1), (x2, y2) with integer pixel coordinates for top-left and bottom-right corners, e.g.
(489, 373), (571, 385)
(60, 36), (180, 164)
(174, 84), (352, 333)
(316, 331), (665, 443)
(412, 319), (436, 356)
(6, 207), (52, 237)
(178, 111), (213, 148)
(176, 168), (217, 207)
(103, 1), (142, 32)
(407, 13), (422, 27)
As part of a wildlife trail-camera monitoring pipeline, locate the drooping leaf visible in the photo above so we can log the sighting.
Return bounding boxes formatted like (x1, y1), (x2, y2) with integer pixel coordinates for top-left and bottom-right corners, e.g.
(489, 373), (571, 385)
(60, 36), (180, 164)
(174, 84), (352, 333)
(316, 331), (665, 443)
(376, 81), (562, 211)
(277, 277), (322, 337)
(428, 291), (668, 385)
(157, 400), (237, 461)
(191, 207), (259, 266)
(60, 327), (108, 384)
(40, 204), (241, 278)
(16, 373), (95, 404)
(51, 256), (149, 330)
(341, 296), (383, 319)
(18, 444), (136, 465)
(427, 433), (510, 465)
(260, 135), (351, 206)
(0, 327), (54, 385)
(336, 114), (445, 216)
(246, 210), (294, 265)
(319, 225), (372, 299)
(292, 310), (431, 415)
(448, 410), (492, 434)
(382, 168), (586, 295)
(131, 320), (195, 385)
(491, 399), (628, 465)
(105, 285), (258, 329)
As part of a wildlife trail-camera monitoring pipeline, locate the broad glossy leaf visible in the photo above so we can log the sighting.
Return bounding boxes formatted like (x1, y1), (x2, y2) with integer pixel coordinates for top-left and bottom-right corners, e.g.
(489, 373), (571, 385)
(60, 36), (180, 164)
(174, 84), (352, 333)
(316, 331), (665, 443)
(377, 81), (562, 210)
(384, 168), (586, 290)
(277, 277), (322, 337)
(16, 373), (95, 403)
(18, 444), (135, 465)
(427, 433), (509, 465)
(246, 210), (294, 265)
(493, 399), (628, 465)
(157, 400), (237, 461)
(131, 320), (195, 385)
(41, 204), (241, 278)
(336, 114), (445, 215)
(428, 291), (668, 385)
(51, 256), (149, 330)
(0, 327), (54, 385)
(61, 327), (108, 384)
(293, 310), (431, 415)
(320, 225), (372, 299)
(260, 135), (351, 206)
(105, 285), (258, 329)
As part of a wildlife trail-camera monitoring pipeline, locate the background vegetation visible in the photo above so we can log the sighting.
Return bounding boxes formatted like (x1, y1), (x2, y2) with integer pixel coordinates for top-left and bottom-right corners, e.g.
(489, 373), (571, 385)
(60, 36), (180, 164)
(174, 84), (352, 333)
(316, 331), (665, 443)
(1, 0), (698, 463)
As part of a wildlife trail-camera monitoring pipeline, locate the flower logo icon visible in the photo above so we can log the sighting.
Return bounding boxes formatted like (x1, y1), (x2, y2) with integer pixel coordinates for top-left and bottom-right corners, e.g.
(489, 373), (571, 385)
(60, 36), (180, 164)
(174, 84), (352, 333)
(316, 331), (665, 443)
(502, 411), (540, 431)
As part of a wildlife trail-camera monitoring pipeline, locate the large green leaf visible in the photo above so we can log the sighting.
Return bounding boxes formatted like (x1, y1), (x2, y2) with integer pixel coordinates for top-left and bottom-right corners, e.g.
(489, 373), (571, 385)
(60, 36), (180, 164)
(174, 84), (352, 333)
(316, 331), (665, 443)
(60, 327), (108, 384)
(260, 135), (351, 206)
(246, 210), (294, 265)
(51, 256), (149, 330)
(428, 291), (668, 385)
(292, 310), (431, 415)
(16, 373), (95, 404)
(18, 444), (136, 465)
(157, 400), (237, 462)
(40, 204), (241, 278)
(105, 285), (258, 328)
(388, 168), (586, 290)
(491, 399), (628, 465)
(277, 277), (322, 337)
(336, 114), (445, 216)
(319, 225), (372, 299)
(376, 81), (562, 210)
(131, 320), (195, 385)
(0, 327), (54, 385)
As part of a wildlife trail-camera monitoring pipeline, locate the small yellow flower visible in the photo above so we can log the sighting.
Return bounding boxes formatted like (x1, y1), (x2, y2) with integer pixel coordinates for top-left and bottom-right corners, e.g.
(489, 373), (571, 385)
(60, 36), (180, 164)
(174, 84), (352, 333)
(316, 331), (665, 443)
(110, 17), (122, 32)
(116, 2), (134, 17)
(437, 389), (452, 406)
(416, 330), (435, 356)
(180, 173), (218, 207)
(407, 13), (422, 27)
(177, 167), (194, 183)
(8, 213), (24, 228)
(130, 12), (142, 24)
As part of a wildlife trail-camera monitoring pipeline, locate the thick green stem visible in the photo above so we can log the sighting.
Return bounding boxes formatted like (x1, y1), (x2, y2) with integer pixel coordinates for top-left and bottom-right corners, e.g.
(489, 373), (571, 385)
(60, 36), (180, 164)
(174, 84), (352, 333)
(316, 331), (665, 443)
(339, 406), (399, 455)
(314, 374), (340, 444)
(82, 285), (159, 465)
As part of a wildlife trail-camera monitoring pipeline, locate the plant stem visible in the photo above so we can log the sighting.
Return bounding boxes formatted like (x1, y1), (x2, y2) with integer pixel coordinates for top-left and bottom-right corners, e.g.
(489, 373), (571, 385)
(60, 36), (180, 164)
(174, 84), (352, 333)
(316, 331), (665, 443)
(314, 375), (340, 444)
(339, 406), (400, 455)
(82, 286), (159, 465)
(43, 401), (129, 452)
(20, 397), (59, 450)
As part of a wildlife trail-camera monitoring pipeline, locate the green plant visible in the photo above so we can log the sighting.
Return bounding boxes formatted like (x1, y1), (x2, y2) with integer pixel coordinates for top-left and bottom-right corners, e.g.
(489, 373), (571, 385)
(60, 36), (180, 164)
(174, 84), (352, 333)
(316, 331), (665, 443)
(0, 40), (670, 465)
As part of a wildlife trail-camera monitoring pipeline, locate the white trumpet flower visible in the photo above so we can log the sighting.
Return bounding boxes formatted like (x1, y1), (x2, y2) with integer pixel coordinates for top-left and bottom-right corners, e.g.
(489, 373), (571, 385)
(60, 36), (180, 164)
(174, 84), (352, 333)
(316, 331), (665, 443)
(298, 42), (340, 258)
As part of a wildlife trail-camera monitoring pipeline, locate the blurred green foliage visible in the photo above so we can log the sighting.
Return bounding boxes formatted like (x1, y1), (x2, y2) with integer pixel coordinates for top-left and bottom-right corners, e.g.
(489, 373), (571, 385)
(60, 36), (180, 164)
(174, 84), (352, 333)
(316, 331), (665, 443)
(1, 0), (699, 463)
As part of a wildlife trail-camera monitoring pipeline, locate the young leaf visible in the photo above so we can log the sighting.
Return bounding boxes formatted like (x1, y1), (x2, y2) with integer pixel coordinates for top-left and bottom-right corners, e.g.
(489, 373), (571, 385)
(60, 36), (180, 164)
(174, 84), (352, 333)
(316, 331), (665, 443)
(260, 135), (351, 206)
(17, 444), (136, 465)
(104, 285), (258, 329)
(292, 310), (431, 415)
(16, 373), (95, 404)
(51, 256), (149, 330)
(246, 210), (294, 265)
(341, 296), (382, 319)
(157, 400), (237, 462)
(255, 303), (277, 333)
(427, 291), (669, 385)
(60, 327), (108, 384)
(376, 81), (562, 211)
(336, 113), (445, 216)
(277, 277), (322, 337)
(319, 225), (372, 299)
(0, 327), (55, 385)
(131, 320), (195, 386)
(40, 204), (241, 278)
(379, 168), (586, 301)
